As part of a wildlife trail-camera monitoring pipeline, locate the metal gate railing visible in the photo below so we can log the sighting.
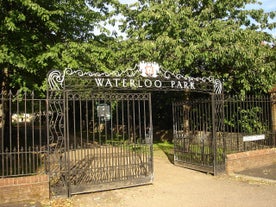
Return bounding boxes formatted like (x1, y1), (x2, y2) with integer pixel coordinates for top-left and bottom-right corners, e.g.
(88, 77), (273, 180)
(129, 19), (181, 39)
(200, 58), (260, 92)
(47, 92), (153, 196)
(0, 91), (47, 178)
(172, 93), (225, 175)
(173, 93), (275, 175)
(223, 95), (275, 153)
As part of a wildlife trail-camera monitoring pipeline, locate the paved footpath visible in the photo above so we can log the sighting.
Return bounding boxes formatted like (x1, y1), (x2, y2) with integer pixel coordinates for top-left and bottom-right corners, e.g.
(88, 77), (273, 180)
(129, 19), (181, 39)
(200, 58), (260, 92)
(70, 150), (276, 207)
(1, 150), (276, 207)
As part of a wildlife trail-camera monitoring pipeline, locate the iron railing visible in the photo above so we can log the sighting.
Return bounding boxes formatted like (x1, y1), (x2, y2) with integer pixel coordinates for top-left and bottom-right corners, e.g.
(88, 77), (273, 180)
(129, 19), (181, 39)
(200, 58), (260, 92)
(223, 94), (275, 153)
(173, 93), (225, 174)
(0, 91), (47, 177)
(1, 91), (275, 178)
(173, 93), (275, 174)
(47, 91), (154, 195)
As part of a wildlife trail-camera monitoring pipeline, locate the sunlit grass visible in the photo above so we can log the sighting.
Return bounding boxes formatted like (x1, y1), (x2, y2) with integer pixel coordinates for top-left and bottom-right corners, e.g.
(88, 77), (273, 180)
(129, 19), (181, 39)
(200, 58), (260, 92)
(153, 141), (174, 163)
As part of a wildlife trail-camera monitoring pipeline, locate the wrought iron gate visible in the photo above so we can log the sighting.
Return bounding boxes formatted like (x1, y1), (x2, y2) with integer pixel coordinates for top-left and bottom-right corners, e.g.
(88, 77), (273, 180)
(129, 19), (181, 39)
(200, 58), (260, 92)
(173, 93), (225, 174)
(46, 66), (223, 196)
(47, 90), (153, 196)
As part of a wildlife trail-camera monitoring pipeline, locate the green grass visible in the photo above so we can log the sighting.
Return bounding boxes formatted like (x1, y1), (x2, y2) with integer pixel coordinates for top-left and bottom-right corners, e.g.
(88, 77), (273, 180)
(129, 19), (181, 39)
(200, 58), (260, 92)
(154, 141), (226, 165)
(154, 141), (174, 163)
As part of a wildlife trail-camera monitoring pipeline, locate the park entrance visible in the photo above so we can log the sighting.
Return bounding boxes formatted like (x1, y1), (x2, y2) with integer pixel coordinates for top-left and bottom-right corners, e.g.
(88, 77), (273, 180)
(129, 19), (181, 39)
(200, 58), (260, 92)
(47, 64), (223, 196)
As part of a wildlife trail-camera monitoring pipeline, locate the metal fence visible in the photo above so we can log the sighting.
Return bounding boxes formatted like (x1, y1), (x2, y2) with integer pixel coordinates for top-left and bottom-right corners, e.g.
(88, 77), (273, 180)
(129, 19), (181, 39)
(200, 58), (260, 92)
(1, 91), (275, 178)
(173, 93), (225, 174)
(173, 93), (275, 174)
(223, 94), (275, 153)
(0, 91), (47, 177)
(47, 91), (154, 195)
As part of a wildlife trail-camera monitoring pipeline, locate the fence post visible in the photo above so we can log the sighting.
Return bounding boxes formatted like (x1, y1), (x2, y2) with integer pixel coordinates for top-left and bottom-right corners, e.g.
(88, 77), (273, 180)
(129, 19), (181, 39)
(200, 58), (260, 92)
(211, 93), (217, 175)
(270, 91), (276, 146)
(211, 92), (225, 175)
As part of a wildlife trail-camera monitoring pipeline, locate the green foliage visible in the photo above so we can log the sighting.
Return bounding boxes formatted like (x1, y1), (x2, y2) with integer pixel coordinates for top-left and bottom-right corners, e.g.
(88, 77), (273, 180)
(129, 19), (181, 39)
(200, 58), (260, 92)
(238, 108), (268, 133)
(118, 0), (276, 94)
(1, 0), (275, 95)
(0, 0), (120, 93)
(224, 106), (268, 133)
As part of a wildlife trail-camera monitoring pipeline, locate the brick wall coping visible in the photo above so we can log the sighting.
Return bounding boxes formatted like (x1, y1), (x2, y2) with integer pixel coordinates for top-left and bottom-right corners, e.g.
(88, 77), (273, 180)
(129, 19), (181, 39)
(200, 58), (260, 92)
(0, 174), (49, 187)
(226, 148), (276, 160)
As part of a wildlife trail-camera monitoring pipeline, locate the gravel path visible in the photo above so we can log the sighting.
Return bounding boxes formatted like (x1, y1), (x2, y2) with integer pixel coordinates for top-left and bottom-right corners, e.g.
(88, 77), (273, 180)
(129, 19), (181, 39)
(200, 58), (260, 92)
(1, 149), (275, 207)
(70, 150), (276, 207)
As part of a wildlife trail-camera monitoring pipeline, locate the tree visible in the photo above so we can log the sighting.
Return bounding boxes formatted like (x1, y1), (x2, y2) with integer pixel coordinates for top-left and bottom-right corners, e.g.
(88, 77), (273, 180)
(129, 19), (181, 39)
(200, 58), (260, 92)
(0, 0), (120, 146)
(0, 0), (119, 93)
(118, 0), (276, 95)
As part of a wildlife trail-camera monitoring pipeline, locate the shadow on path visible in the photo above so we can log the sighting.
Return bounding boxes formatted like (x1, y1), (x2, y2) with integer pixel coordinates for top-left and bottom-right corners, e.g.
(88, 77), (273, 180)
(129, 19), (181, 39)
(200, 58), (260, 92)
(236, 164), (276, 181)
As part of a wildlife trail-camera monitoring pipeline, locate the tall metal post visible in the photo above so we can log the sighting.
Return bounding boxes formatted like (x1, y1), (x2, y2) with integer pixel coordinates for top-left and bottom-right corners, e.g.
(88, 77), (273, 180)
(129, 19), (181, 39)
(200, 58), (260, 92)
(211, 93), (217, 175)
(270, 92), (276, 146)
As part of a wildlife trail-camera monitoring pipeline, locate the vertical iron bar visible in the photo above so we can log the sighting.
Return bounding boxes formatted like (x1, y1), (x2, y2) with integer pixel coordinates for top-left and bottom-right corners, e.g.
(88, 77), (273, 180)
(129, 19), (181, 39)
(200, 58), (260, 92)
(211, 93), (217, 175)
(8, 92), (12, 175)
(148, 93), (153, 178)
(143, 99), (147, 142)
(73, 95), (76, 149)
(64, 90), (71, 197)
(38, 100), (42, 155)
(138, 100), (142, 141)
(79, 97), (83, 148)
(31, 93), (35, 173)
(16, 91), (20, 175)
(104, 99), (108, 143)
(24, 92), (27, 173)
(85, 99), (89, 144)
(97, 99), (102, 144)
(116, 99), (119, 136)
(92, 98), (95, 143)
(110, 99), (113, 141)
(132, 98), (136, 143)
(1, 92), (3, 176)
(127, 100), (130, 143)
(46, 85), (50, 178)
(122, 100), (125, 141)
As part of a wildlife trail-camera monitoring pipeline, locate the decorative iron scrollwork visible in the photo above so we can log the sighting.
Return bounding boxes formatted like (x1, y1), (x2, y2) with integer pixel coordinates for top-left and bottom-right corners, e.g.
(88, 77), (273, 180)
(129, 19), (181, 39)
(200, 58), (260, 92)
(47, 70), (65, 90)
(47, 66), (223, 94)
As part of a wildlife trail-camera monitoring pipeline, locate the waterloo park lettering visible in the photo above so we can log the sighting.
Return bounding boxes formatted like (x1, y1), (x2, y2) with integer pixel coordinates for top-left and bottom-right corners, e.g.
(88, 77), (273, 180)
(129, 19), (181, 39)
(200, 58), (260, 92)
(47, 63), (222, 94)
(94, 78), (195, 90)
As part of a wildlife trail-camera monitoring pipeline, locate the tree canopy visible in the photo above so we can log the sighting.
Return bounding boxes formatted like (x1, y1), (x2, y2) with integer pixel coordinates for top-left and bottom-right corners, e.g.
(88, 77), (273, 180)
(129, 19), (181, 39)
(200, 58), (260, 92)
(0, 0), (275, 95)
(118, 0), (276, 94)
(0, 0), (119, 93)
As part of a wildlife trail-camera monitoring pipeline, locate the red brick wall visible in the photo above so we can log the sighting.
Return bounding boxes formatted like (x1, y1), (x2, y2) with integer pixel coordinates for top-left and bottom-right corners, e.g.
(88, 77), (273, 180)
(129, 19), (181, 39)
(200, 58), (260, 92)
(226, 148), (276, 174)
(0, 174), (49, 204)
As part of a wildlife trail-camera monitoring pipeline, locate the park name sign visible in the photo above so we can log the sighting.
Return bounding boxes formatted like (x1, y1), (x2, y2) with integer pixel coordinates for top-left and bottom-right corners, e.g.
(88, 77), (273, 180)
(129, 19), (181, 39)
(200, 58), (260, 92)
(48, 62), (223, 94)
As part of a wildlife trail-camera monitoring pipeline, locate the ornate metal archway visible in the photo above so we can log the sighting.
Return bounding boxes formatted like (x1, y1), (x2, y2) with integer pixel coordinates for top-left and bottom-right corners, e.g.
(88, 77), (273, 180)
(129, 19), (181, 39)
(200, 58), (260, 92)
(48, 64), (222, 94)
(46, 63), (223, 196)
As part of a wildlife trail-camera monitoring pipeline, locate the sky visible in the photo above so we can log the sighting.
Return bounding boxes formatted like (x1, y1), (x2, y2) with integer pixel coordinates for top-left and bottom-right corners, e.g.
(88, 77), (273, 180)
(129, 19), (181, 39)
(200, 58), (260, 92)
(245, 0), (276, 37)
(246, 0), (276, 12)
(118, 0), (276, 37)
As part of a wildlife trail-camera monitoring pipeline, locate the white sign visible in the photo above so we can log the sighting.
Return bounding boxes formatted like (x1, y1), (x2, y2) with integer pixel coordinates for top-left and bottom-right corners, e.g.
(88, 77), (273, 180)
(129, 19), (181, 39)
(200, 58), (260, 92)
(139, 62), (160, 78)
(243, 134), (265, 142)
(97, 104), (111, 121)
